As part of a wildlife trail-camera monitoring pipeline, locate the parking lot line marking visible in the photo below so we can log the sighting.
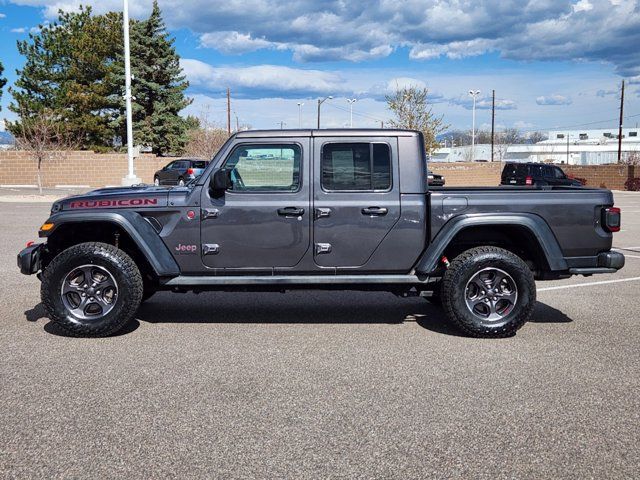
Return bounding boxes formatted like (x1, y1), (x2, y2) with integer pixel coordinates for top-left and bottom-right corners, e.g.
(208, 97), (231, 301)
(538, 276), (640, 292)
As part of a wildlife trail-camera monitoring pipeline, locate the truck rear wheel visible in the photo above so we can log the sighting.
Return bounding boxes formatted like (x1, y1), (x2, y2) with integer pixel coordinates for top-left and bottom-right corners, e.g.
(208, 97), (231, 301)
(441, 246), (536, 338)
(41, 242), (143, 337)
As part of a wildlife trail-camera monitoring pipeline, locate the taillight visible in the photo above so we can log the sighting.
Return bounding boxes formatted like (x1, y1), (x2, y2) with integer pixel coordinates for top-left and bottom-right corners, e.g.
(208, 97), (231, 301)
(525, 176), (533, 186)
(603, 207), (621, 232)
(187, 168), (194, 175)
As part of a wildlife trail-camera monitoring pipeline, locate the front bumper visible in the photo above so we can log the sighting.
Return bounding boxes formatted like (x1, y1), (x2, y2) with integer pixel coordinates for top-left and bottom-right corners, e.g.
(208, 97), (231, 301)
(568, 251), (625, 275)
(17, 244), (43, 275)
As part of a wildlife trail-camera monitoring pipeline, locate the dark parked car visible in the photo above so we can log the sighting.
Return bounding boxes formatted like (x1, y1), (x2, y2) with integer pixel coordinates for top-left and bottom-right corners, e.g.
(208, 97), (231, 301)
(501, 162), (583, 187)
(427, 170), (445, 186)
(154, 159), (209, 186)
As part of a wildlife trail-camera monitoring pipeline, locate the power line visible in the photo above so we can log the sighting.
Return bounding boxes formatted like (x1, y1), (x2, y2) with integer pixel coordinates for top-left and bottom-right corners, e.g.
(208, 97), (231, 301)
(325, 102), (386, 123)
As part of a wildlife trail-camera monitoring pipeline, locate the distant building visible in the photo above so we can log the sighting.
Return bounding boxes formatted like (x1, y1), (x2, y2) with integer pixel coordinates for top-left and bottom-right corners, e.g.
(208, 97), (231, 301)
(432, 127), (640, 164)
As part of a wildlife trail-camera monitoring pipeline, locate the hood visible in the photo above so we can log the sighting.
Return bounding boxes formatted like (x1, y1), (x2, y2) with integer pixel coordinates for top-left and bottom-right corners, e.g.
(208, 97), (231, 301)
(53, 185), (172, 213)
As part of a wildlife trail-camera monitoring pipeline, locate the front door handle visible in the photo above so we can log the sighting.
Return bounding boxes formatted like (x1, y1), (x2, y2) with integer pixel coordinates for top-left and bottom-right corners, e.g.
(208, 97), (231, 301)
(278, 207), (305, 217)
(362, 207), (388, 216)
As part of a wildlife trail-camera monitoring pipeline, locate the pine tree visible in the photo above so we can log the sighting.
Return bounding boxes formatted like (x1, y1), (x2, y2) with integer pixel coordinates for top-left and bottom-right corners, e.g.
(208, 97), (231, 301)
(111, 1), (192, 155)
(0, 61), (6, 110)
(8, 7), (122, 148)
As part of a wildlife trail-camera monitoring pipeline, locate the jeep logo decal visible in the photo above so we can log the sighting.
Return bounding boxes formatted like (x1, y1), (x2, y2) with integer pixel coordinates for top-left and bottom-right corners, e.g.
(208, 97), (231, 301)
(69, 198), (158, 209)
(175, 243), (197, 254)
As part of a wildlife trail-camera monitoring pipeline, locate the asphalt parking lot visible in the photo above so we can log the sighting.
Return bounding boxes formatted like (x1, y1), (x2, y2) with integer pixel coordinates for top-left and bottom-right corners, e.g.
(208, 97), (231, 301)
(1, 192), (639, 479)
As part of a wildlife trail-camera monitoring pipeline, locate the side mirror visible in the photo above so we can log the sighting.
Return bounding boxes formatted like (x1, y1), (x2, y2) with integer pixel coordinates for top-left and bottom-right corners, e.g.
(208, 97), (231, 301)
(209, 168), (232, 198)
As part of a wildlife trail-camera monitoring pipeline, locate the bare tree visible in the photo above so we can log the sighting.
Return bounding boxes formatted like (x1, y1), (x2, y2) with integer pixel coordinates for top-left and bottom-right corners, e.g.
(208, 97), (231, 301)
(528, 131), (548, 144)
(386, 85), (448, 155)
(622, 151), (640, 166)
(486, 127), (522, 162)
(183, 111), (230, 160)
(14, 109), (78, 195)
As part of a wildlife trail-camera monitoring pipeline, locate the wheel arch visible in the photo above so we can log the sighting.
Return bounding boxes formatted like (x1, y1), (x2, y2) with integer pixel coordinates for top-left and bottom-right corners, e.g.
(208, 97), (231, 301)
(415, 213), (568, 275)
(41, 211), (180, 278)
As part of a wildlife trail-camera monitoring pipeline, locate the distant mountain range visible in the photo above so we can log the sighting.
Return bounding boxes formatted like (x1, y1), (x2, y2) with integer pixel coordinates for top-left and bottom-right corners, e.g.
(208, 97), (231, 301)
(0, 131), (15, 145)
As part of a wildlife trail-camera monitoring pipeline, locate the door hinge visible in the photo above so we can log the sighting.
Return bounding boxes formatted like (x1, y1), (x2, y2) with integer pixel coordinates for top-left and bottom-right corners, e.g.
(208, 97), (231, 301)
(315, 243), (332, 255)
(202, 243), (220, 255)
(202, 208), (220, 219)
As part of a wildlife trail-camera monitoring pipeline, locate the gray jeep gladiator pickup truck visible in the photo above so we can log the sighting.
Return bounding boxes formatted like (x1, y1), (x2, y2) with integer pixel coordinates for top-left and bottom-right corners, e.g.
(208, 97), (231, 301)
(18, 129), (625, 338)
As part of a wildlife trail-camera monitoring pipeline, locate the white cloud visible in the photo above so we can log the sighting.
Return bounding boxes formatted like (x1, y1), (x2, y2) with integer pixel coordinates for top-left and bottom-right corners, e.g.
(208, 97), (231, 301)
(200, 31), (278, 54)
(573, 0), (594, 12)
(10, 27), (26, 33)
(536, 94), (573, 105)
(181, 59), (349, 98)
(9, 0), (639, 76)
(0, 13), (7, 18)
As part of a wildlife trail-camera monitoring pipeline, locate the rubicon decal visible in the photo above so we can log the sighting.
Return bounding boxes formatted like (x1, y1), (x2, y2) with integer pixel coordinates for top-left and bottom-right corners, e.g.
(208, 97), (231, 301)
(69, 198), (158, 209)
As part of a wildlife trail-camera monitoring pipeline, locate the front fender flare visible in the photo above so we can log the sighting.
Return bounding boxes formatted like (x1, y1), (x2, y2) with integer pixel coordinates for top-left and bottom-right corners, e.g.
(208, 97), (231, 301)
(41, 210), (180, 277)
(415, 213), (568, 274)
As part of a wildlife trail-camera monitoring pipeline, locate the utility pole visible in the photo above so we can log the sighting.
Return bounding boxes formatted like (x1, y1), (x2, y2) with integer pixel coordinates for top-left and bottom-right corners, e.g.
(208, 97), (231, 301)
(234, 112), (239, 132)
(566, 133), (570, 164)
(121, 0), (140, 185)
(618, 79), (625, 164)
(491, 90), (495, 163)
(279, 121), (286, 130)
(380, 121), (384, 128)
(226, 87), (231, 135)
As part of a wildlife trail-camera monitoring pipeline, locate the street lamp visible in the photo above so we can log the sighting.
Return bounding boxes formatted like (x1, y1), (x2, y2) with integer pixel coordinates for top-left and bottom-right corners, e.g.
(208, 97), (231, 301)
(121, 0), (140, 185)
(347, 98), (357, 128)
(297, 102), (304, 128)
(468, 89), (481, 161)
(317, 95), (333, 129)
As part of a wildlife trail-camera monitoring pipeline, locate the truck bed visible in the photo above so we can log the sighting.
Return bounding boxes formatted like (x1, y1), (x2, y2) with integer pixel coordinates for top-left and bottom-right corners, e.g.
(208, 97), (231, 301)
(428, 186), (614, 259)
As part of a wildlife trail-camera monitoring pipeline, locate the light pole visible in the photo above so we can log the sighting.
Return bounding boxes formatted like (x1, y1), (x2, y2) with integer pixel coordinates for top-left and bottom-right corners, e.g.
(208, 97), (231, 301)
(347, 98), (357, 128)
(121, 0), (140, 185)
(468, 89), (481, 161)
(297, 102), (304, 128)
(317, 96), (333, 129)
(278, 121), (286, 130)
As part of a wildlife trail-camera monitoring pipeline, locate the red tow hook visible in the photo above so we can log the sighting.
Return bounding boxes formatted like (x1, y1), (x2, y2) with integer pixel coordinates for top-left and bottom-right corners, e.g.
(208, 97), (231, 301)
(26, 241), (35, 247)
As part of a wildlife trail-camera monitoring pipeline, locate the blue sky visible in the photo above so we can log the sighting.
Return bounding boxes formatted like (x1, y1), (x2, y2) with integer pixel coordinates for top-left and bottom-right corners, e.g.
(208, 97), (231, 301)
(1, 0), (639, 133)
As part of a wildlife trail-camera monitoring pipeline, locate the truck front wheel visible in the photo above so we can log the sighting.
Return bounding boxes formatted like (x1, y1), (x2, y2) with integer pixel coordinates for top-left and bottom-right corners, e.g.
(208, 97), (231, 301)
(40, 242), (143, 337)
(441, 246), (536, 338)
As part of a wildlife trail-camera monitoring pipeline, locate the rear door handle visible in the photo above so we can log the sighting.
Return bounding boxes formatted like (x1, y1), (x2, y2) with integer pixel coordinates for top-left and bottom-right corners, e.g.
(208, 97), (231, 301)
(361, 207), (388, 216)
(278, 207), (305, 217)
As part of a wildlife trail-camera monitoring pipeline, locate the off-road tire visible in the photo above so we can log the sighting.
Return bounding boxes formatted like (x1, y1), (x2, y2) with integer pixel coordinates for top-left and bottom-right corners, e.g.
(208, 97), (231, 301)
(41, 242), (143, 337)
(441, 246), (536, 338)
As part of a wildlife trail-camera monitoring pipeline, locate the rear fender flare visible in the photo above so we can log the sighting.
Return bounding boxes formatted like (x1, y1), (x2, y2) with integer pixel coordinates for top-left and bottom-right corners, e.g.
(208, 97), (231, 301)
(415, 213), (567, 274)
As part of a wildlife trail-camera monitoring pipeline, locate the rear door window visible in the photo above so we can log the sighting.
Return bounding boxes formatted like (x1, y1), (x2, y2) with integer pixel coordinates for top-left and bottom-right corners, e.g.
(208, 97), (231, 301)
(321, 143), (391, 191)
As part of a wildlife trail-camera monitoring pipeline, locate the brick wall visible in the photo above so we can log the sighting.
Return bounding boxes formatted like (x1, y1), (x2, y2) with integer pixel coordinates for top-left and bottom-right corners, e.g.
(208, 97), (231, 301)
(562, 164), (635, 190)
(0, 151), (637, 190)
(0, 150), (168, 187)
(429, 162), (503, 186)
